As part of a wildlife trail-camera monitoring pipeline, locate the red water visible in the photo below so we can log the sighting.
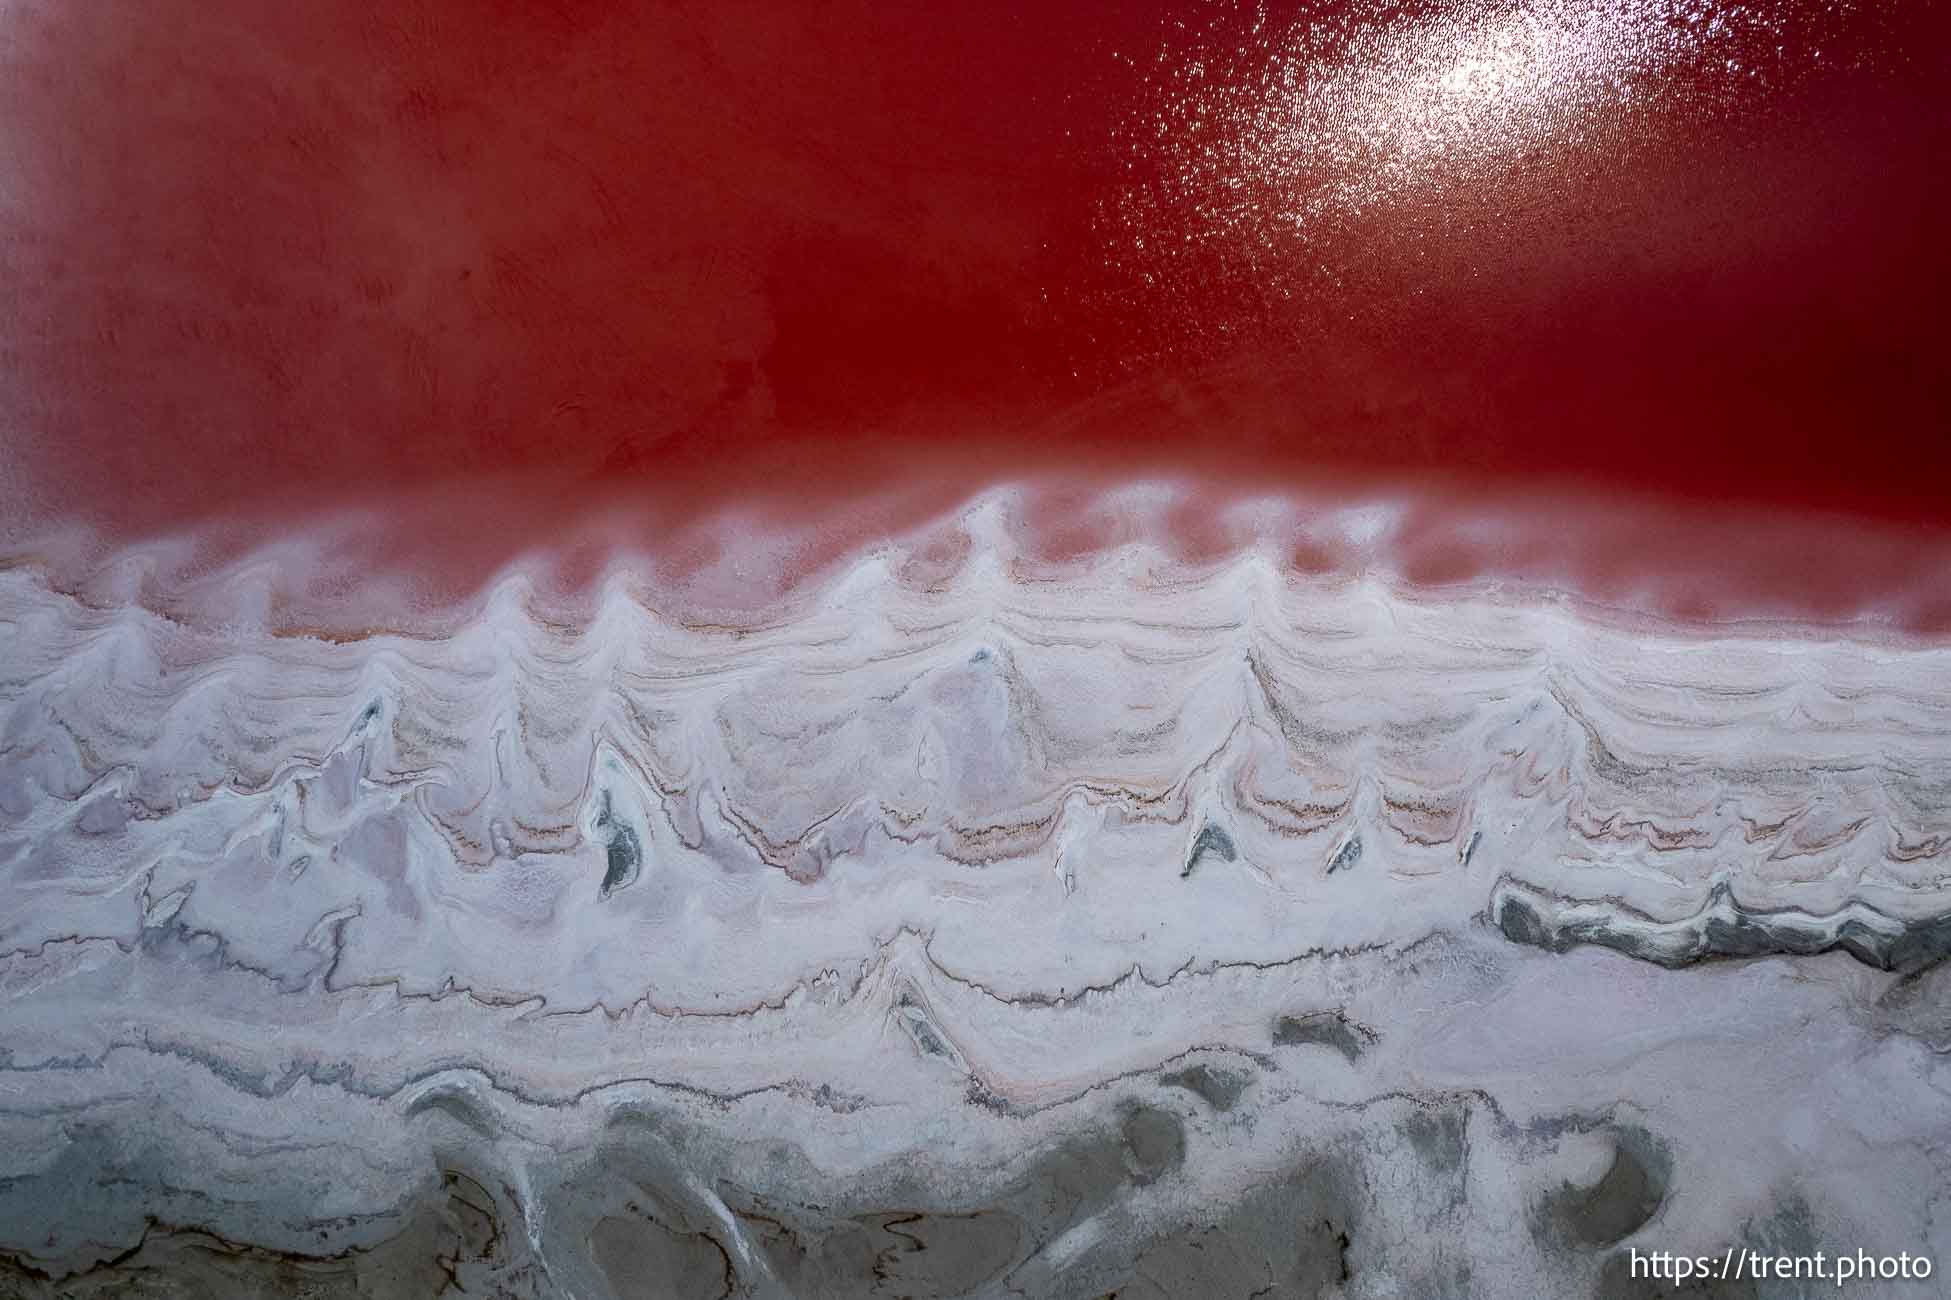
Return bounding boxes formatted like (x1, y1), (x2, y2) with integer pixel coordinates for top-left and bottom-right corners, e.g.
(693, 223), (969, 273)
(2, 1), (1946, 622)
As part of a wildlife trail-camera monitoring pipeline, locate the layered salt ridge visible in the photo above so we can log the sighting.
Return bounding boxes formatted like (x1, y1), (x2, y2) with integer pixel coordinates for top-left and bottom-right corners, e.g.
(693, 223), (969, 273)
(9, 509), (1950, 1006)
(13, 478), (1951, 639)
(3, 496), (1950, 1296)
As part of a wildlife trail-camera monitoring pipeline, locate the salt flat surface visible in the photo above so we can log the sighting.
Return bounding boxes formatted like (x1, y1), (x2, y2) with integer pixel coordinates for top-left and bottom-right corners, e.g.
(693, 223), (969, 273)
(2, 504), (1948, 1297)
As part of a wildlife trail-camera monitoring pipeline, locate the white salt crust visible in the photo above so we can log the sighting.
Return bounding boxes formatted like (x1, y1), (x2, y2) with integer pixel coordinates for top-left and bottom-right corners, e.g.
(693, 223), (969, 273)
(1, 498), (1948, 1297)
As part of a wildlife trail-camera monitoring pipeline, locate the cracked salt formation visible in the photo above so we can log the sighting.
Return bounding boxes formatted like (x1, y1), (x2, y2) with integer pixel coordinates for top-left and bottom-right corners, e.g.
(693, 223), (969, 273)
(2, 493), (1950, 1297)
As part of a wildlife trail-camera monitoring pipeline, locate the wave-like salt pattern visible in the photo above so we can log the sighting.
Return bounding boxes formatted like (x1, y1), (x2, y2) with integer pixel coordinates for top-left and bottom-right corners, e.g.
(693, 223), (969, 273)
(6, 544), (1949, 1013)
(2, 533), (1950, 1295)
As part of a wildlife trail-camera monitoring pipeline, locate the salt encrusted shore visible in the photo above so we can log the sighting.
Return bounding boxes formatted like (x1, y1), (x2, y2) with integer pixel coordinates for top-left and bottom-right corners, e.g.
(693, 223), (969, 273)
(2, 504), (1948, 1297)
